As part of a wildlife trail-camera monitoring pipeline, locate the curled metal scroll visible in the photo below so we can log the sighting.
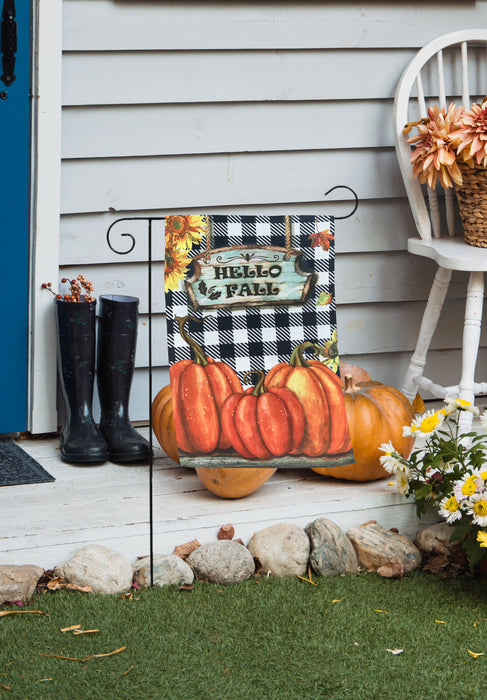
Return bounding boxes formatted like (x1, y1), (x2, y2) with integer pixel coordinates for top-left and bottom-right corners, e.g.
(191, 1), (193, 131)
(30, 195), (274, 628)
(106, 216), (165, 255)
(324, 185), (359, 220)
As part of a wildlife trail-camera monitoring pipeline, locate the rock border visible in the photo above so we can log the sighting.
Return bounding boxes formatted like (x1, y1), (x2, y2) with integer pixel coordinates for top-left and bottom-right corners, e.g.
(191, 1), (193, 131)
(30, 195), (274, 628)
(0, 519), (466, 603)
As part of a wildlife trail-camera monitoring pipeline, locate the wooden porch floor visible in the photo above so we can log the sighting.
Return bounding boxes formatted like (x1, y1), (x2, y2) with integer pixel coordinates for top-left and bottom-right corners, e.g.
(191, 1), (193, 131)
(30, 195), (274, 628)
(0, 429), (437, 570)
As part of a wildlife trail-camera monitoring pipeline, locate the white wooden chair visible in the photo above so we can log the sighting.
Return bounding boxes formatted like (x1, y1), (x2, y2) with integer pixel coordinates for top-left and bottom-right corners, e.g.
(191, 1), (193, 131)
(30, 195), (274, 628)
(394, 29), (487, 431)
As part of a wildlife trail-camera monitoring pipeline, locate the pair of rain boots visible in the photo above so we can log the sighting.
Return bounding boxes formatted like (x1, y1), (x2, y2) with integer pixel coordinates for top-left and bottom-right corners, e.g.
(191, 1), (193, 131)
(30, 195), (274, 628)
(55, 294), (151, 464)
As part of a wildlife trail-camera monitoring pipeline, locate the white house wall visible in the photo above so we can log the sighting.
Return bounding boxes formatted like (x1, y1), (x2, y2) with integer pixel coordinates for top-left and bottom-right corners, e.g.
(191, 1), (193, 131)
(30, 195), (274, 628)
(56, 0), (487, 425)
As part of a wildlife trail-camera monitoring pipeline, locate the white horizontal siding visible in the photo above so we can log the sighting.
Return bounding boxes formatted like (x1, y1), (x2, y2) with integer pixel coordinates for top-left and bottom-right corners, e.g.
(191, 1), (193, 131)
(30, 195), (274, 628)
(62, 49), (414, 106)
(63, 1), (487, 51)
(57, 0), (487, 425)
(62, 100), (395, 159)
(61, 150), (403, 214)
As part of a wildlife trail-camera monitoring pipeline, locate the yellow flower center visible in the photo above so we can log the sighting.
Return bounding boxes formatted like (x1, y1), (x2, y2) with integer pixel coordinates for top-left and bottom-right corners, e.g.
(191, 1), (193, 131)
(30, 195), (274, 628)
(445, 497), (459, 513)
(455, 398), (472, 408)
(481, 471), (487, 481)
(474, 500), (487, 517)
(462, 479), (477, 497)
(415, 412), (441, 433)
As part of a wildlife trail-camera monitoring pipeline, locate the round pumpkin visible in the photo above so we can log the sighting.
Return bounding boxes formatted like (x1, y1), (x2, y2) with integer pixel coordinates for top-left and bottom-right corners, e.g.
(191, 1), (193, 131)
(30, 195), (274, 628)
(195, 466), (277, 499)
(312, 376), (415, 481)
(152, 385), (180, 463)
(265, 341), (351, 456)
(339, 361), (371, 386)
(171, 315), (243, 453)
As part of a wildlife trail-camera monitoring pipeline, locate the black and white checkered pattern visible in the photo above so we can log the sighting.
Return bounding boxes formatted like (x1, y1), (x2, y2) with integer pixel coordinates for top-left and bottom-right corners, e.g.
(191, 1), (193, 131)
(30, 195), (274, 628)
(166, 214), (336, 376)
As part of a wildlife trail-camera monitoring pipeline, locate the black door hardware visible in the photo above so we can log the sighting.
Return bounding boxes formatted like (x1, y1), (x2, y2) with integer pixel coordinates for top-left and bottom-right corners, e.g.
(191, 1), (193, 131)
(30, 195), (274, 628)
(1, 0), (16, 87)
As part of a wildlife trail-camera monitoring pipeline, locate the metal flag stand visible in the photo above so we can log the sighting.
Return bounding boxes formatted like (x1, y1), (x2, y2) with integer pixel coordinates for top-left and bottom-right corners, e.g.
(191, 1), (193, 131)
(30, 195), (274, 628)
(105, 186), (358, 587)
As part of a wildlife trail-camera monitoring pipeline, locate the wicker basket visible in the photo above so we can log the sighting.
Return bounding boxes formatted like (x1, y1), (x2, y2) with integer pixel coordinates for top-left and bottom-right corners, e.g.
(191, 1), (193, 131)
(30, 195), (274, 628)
(455, 162), (487, 247)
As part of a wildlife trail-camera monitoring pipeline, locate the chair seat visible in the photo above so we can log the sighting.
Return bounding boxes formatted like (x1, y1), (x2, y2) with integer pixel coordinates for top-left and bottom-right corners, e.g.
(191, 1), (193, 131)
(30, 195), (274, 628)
(408, 236), (487, 272)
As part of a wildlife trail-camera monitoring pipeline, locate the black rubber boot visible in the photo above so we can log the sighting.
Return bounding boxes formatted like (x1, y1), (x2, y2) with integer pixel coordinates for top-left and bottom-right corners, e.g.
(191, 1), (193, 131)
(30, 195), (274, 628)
(97, 295), (151, 462)
(55, 298), (109, 464)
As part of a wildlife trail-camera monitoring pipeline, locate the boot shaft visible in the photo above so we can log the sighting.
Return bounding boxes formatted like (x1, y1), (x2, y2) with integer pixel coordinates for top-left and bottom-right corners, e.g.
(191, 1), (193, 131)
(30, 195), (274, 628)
(97, 295), (139, 413)
(55, 298), (97, 414)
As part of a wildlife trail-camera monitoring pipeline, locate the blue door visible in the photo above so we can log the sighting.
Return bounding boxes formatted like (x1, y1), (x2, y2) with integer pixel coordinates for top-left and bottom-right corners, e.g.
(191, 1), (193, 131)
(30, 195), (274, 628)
(0, 1), (30, 433)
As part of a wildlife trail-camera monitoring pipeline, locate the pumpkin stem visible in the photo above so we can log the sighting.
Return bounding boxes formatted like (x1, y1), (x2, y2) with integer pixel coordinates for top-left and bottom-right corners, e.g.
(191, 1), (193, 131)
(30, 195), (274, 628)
(243, 369), (266, 396)
(343, 374), (361, 394)
(289, 341), (320, 368)
(174, 315), (208, 366)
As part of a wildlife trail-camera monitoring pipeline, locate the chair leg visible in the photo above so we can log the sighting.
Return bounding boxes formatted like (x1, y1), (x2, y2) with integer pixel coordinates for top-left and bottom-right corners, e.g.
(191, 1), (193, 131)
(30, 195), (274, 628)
(458, 271), (484, 434)
(401, 266), (452, 401)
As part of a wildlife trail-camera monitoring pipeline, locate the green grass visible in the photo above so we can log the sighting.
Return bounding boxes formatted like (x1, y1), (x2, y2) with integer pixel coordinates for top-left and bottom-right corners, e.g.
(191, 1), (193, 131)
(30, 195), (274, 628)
(1, 572), (487, 699)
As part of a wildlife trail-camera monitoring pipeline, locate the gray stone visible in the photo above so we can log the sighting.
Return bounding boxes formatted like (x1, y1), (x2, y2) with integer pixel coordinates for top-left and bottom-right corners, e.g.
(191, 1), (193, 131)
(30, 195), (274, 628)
(247, 523), (310, 577)
(415, 522), (454, 555)
(347, 523), (421, 574)
(54, 544), (133, 595)
(187, 541), (255, 585)
(133, 554), (194, 588)
(0, 565), (44, 604)
(306, 518), (359, 576)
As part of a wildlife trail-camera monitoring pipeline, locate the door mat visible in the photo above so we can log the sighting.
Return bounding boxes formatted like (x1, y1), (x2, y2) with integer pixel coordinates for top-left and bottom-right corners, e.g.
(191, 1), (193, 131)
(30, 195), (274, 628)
(0, 440), (55, 487)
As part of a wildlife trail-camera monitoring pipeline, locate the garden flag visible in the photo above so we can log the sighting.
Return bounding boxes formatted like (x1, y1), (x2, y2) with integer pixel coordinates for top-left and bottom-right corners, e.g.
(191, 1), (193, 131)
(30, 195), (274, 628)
(164, 214), (355, 469)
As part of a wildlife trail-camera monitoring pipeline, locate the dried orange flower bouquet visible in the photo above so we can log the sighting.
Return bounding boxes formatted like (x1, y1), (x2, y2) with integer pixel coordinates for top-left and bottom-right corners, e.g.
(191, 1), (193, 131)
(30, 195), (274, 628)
(404, 100), (487, 189)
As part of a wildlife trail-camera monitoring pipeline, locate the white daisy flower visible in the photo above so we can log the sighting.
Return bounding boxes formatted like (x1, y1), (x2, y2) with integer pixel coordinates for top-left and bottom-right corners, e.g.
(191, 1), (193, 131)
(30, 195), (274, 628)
(453, 474), (481, 502)
(439, 495), (462, 524)
(394, 470), (410, 495)
(465, 493), (487, 527)
(444, 397), (479, 415)
(402, 409), (444, 438)
(378, 442), (406, 474)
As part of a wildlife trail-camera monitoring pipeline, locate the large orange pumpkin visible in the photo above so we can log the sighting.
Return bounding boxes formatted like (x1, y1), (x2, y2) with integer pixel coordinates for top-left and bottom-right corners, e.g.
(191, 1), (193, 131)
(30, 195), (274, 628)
(312, 376), (415, 481)
(265, 341), (351, 456)
(152, 385), (180, 463)
(195, 466), (277, 499)
(171, 315), (242, 453)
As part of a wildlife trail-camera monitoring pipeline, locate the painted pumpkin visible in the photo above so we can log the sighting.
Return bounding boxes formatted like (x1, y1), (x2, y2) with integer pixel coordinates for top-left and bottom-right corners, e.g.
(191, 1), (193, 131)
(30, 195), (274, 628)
(339, 361), (371, 386)
(312, 376), (415, 481)
(221, 370), (305, 459)
(171, 315), (243, 453)
(265, 341), (352, 456)
(151, 385), (180, 464)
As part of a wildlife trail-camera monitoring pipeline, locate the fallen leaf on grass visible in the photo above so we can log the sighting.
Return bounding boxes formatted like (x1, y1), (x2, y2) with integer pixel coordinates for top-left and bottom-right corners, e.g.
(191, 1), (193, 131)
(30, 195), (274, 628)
(178, 584), (194, 592)
(377, 562), (404, 579)
(468, 649), (485, 659)
(386, 648), (403, 655)
(373, 610), (388, 614)
(113, 665), (134, 684)
(435, 620), (447, 624)
(73, 629), (99, 635)
(0, 683), (12, 690)
(296, 575), (317, 586)
(332, 599), (341, 603)
(61, 624), (81, 632)
(0, 610), (48, 618)
(40, 646), (126, 662)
